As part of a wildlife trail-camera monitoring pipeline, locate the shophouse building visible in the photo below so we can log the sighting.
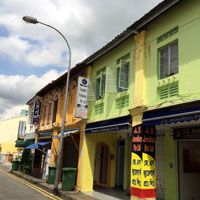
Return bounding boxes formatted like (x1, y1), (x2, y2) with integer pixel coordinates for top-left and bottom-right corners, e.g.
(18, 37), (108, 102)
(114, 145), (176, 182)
(29, 64), (88, 185)
(80, 1), (200, 200)
(23, 0), (200, 199)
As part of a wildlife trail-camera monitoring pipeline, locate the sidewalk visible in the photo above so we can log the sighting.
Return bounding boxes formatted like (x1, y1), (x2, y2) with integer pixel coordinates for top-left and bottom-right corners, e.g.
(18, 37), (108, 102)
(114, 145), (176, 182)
(0, 163), (98, 200)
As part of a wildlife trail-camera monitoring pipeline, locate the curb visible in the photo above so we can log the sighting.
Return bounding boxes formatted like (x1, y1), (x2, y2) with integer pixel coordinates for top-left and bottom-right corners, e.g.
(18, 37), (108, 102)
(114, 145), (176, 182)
(9, 170), (98, 200)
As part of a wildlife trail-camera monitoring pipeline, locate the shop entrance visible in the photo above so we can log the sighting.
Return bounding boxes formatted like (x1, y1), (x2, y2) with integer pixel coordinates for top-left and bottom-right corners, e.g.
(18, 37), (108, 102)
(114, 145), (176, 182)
(178, 141), (200, 200)
(94, 143), (110, 187)
(62, 134), (79, 169)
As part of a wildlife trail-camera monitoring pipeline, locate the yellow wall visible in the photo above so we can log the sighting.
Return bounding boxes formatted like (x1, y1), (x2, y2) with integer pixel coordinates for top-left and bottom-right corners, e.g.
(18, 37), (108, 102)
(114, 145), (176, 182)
(79, 132), (117, 192)
(0, 115), (27, 153)
(129, 31), (147, 126)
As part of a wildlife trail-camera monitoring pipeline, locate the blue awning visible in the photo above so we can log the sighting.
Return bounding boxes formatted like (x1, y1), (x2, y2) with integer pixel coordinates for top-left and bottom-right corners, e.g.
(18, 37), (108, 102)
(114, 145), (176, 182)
(85, 115), (130, 134)
(24, 141), (51, 149)
(142, 103), (200, 126)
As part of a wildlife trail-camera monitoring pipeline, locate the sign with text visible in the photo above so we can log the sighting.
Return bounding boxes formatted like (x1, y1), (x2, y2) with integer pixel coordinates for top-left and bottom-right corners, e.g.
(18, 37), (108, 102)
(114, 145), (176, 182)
(174, 126), (200, 140)
(75, 77), (89, 119)
(18, 121), (26, 138)
(33, 100), (41, 125)
(131, 125), (156, 199)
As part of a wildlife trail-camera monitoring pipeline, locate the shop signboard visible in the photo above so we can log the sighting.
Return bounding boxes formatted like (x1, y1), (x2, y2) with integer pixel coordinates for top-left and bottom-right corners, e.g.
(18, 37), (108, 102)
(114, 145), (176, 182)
(18, 121), (26, 139)
(75, 77), (89, 119)
(131, 125), (156, 199)
(174, 126), (200, 140)
(33, 100), (41, 125)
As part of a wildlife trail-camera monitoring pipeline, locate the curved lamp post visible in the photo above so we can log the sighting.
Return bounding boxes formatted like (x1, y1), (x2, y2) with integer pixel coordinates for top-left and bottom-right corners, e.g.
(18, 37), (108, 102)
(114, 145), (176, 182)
(23, 16), (71, 195)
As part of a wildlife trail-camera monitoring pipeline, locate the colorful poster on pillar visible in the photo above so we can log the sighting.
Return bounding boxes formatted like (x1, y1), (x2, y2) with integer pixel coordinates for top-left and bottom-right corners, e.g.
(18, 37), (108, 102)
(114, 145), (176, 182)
(131, 125), (156, 199)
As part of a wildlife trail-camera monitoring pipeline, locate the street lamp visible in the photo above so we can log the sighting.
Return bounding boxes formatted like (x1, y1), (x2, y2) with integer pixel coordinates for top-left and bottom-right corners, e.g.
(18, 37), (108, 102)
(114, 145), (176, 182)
(23, 16), (71, 195)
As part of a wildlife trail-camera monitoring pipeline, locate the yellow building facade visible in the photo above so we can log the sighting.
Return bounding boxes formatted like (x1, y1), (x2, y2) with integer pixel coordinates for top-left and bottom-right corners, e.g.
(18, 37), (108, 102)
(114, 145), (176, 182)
(0, 115), (27, 154)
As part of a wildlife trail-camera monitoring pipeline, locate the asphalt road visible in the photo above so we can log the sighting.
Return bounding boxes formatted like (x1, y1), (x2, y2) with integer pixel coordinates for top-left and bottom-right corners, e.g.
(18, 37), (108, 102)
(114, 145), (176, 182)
(0, 168), (67, 200)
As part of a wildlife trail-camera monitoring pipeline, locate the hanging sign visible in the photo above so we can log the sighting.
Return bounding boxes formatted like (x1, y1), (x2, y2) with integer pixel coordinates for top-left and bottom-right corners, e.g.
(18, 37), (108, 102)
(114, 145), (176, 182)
(75, 77), (89, 119)
(33, 100), (41, 125)
(18, 121), (26, 139)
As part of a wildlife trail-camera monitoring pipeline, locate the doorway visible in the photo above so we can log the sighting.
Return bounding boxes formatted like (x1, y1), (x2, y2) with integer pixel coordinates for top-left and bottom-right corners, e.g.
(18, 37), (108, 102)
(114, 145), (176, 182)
(94, 143), (110, 187)
(178, 141), (200, 200)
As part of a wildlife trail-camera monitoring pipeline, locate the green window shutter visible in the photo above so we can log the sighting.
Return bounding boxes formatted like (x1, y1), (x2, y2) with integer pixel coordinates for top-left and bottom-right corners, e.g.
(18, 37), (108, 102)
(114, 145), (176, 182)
(158, 82), (179, 99)
(105, 67), (117, 93)
(100, 72), (106, 98)
(169, 82), (178, 97)
(119, 60), (129, 89)
(88, 78), (96, 101)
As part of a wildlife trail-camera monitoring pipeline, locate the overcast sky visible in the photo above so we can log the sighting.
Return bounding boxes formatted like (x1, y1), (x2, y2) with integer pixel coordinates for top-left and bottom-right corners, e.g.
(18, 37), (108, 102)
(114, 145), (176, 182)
(0, 0), (163, 120)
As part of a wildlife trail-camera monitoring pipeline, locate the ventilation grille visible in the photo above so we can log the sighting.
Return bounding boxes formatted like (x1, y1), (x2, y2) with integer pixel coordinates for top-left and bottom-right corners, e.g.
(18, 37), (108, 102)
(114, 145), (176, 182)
(94, 103), (104, 114)
(116, 95), (129, 109)
(158, 82), (178, 99)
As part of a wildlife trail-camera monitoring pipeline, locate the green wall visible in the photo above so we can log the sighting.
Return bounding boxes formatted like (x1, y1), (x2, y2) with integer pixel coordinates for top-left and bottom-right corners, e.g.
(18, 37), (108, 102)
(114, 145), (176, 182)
(145, 0), (200, 109)
(88, 36), (136, 122)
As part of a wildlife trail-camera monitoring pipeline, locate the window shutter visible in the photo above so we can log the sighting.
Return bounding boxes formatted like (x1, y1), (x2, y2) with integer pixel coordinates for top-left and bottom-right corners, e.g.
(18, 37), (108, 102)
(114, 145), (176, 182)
(119, 60), (129, 89)
(160, 47), (169, 79)
(105, 67), (117, 93)
(100, 72), (106, 98)
(170, 42), (178, 75)
(88, 78), (96, 101)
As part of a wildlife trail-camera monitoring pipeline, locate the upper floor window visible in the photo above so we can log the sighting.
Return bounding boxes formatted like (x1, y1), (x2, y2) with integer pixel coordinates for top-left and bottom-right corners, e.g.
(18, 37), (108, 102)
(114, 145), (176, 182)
(47, 97), (52, 124)
(88, 58), (130, 102)
(52, 95), (58, 123)
(159, 42), (178, 79)
(117, 60), (129, 92)
(96, 68), (106, 100)
(42, 101), (47, 126)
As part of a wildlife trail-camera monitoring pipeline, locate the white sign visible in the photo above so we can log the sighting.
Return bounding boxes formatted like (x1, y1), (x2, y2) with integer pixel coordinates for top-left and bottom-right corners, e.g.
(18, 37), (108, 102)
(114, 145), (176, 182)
(75, 77), (89, 119)
(18, 121), (26, 138)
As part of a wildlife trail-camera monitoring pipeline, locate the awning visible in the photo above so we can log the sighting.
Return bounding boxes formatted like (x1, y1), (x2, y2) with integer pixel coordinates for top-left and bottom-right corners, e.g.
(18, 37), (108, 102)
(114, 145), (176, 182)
(24, 141), (51, 149)
(15, 139), (34, 147)
(53, 128), (80, 139)
(85, 115), (130, 134)
(142, 103), (200, 126)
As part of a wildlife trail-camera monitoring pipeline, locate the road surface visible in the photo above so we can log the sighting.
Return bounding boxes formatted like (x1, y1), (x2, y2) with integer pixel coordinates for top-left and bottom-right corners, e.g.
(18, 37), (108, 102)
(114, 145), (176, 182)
(0, 168), (67, 200)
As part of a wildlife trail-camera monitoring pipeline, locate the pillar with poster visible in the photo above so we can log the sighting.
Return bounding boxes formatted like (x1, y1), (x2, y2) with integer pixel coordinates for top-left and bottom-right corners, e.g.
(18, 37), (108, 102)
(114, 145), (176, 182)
(131, 125), (156, 199)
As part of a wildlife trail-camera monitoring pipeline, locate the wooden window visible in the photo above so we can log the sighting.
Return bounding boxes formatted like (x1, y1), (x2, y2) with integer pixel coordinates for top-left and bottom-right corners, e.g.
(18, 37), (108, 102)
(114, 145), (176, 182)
(47, 97), (52, 124)
(118, 60), (129, 90)
(96, 68), (106, 100)
(160, 42), (178, 79)
(105, 67), (117, 93)
(42, 102), (47, 126)
(52, 96), (58, 123)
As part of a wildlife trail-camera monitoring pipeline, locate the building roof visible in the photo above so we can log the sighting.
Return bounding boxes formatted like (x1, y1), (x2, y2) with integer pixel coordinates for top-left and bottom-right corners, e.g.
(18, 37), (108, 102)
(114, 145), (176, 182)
(82, 0), (181, 65)
(36, 63), (86, 97)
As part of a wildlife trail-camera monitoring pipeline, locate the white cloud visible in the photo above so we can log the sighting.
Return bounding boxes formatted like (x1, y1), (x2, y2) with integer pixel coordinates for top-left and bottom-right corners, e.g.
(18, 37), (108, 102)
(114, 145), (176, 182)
(0, 70), (63, 120)
(0, 0), (163, 119)
(0, 36), (29, 61)
(0, 0), (163, 68)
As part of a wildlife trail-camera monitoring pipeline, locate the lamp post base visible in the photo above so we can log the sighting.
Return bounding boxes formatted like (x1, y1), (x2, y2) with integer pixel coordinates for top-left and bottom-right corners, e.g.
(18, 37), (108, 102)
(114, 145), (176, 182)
(53, 188), (59, 196)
